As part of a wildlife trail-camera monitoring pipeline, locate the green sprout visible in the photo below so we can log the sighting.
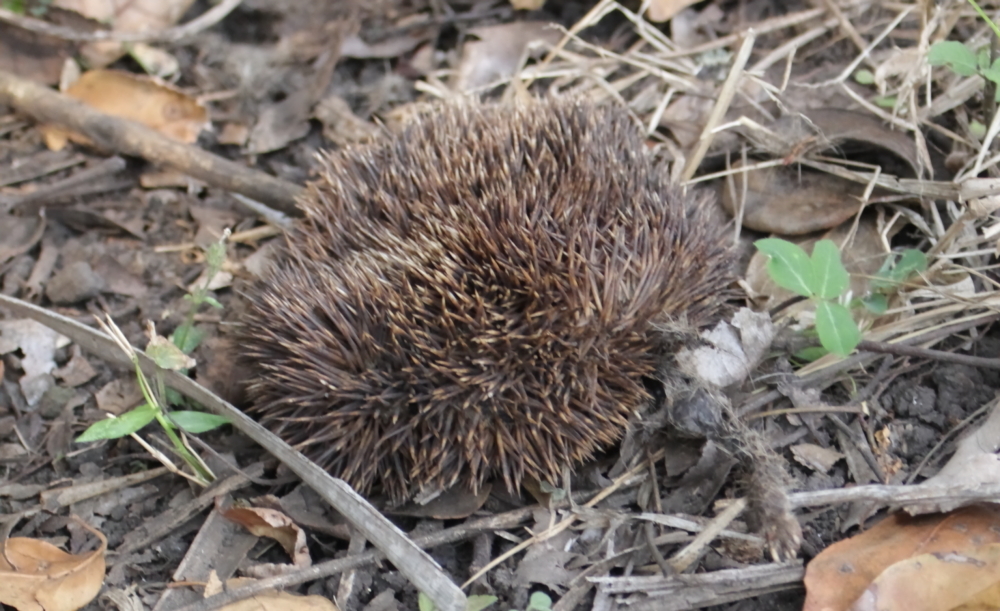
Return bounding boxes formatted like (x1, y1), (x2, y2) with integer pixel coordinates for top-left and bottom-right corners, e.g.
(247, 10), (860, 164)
(756, 238), (927, 360)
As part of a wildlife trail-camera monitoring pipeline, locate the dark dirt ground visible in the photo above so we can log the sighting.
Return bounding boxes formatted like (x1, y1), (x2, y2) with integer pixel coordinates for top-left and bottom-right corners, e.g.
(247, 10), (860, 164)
(3, 0), (1000, 610)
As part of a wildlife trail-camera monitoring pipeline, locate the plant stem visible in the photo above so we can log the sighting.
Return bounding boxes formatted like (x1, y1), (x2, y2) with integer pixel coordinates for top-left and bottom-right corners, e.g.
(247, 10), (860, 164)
(969, 0), (1000, 41)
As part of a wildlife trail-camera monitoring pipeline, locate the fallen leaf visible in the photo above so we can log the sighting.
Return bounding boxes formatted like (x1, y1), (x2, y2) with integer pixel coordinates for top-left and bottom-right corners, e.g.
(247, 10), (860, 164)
(0, 520), (107, 611)
(52, 345), (97, 387)
(677, 308), (774, 387)
(851, 545), (1000, 611)
(388, 484), (492, 519)
(220, 503), (311, 568)
(454, 22), (562, 92)
(0, 213), (46, 268)
(214, 583), (339, 610)
(515, 510), (580, 593)
(94, 378), (143, 415)
(41, 69), (208, 151)
(645, 0), (700, 23)
(910, 400), (1000, 515)
(791, 443), (845, 473)
(0, 319), (69, 406)
(803, 504), (1000, 611)
(53, 0), (196, 67)
(723, 161), (869, 235)
(511, 0), (546, 10)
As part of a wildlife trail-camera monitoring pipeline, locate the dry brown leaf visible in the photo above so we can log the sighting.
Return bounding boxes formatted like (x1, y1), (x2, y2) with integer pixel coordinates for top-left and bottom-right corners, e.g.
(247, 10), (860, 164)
(41, 69), (208, 151)
(220, 505), (311, 568)
(723, 162), (868, 235)
(53, 0), (196, 67)
(387, 484), (492, 519)
(0, 521), (107, 611)
(804, 505), (1000, 611)
(791, 443), (845, 473)
(910, 401), (1000, 515)
(645, 0), (700, 23)
(454, 22), (562, 92)
(216, 585), (339, 611)
(510, 0), (546, 10)
(851, 544), (1000, 611)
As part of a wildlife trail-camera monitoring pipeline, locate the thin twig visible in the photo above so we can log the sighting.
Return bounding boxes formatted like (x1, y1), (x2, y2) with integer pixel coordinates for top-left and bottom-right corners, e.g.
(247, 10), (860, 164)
(856, 339), (1000, 370)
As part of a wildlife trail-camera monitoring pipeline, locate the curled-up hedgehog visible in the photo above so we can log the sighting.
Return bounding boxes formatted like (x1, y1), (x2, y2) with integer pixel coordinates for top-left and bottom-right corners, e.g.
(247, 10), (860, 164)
(238, 97), (801, 557)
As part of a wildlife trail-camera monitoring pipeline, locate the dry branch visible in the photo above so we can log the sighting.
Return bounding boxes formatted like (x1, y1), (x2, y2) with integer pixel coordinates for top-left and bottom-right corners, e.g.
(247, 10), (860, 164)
(0, 69), (304, 216)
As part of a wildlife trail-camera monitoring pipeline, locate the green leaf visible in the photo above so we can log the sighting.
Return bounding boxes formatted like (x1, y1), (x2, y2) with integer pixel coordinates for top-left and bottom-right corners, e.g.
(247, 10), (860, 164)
(76, 403), (156, 441)
(526, 592), (553, 611)
(874, 95), (897, 108)
(928, 40), (979, 76)
(815, 301), (861, 357)
(1, 0), (25, 13)
(754, 239), (814, 297)
(854, 69), (875, 85)
(203, 296), (223, 309)
(150, 333), (197, 368)
(169, 411), (229, 433)
(861, 294), (889, 314)
(794, 346), (829, 362)
(891, 249), (928, 281)
(418, 593), (435, 611)
(467, 595), (498, 611)
(808, 240), (849, 299)
(979, 47), (992, 72)
(169, 324), (205, 355)
(983, 57), (1000, 84)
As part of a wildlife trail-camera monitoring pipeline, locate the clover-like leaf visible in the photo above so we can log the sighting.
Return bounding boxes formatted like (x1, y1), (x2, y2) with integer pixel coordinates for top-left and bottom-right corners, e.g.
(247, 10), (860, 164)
(755, 238), (814, 298)
(808, 239), (849, 300)
(815, 301), (861, 357)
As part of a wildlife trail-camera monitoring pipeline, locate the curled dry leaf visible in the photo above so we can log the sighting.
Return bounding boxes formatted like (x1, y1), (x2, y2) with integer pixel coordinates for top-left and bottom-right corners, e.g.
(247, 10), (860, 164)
(677, 308), (774, 388)
(41, 70), (208, 151)
(0, 520), (107, 611)
(219, 503), (311, 568)
(804, 505), (1000, 611)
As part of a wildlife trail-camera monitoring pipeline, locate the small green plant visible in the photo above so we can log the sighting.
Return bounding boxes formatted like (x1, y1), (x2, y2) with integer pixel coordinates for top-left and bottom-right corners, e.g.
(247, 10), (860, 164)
(858, 248), (928, 315)
(928, 1), (1000, 101)
(76, 232), (232, 485)
(756, 239), (927, 359)
(756, 238), (859, 357)
(171, 230), (229, 355)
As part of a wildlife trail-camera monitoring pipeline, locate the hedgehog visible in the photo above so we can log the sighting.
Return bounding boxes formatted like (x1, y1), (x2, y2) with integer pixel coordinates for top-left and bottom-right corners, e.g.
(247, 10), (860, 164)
(237, 98), (736, 506)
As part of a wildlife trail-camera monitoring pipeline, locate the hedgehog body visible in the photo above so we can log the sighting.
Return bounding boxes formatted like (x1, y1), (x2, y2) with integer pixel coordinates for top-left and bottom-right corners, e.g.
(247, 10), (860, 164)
(239, 98), (734, 503)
